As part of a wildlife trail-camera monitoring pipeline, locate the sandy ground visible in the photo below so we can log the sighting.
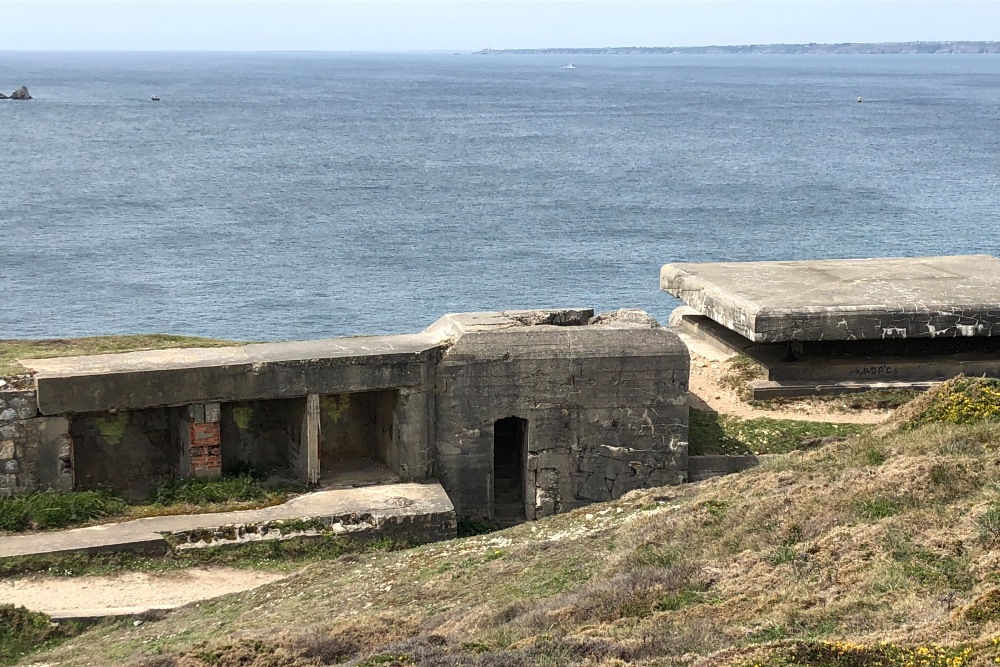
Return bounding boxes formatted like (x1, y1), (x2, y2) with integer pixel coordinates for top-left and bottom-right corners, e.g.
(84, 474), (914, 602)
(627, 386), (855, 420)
(0, 567), (288, 617)
(682, 334), (891, 425)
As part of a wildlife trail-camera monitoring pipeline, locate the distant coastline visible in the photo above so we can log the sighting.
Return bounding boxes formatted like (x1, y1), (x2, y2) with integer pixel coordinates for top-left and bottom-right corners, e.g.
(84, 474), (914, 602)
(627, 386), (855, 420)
(474, 41), (1000, 55)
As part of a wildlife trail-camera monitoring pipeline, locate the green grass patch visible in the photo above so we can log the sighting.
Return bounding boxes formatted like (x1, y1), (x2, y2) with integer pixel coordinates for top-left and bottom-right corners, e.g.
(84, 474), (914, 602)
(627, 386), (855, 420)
(689, 408), (870, 455)
(0, 475), (303, 535)
(853, 495), (907, 520)
(456, 516), (499, 538)
(0, 535), (409, 578)
(150, 474), (273, 505)
(0, 490), (127, 532)
(722, 354), (766, 400)
(1, 334), (241, 377)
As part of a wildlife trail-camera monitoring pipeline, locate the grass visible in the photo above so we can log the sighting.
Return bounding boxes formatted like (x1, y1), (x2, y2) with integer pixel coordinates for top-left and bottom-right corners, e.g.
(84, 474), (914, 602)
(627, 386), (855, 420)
(0, 475), (303, 535)
(21, 415), (1000, 667)
(0, 535), (409, 578)
(0, 334), (242, 378)
(0, 489), (127, 532)
(689, 407), (871, 455)
(722, 354), (766, 400)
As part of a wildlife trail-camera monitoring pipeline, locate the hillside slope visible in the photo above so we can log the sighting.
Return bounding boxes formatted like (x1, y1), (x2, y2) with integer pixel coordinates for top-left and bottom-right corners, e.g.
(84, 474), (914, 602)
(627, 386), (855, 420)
(19, 413), (1000, 667)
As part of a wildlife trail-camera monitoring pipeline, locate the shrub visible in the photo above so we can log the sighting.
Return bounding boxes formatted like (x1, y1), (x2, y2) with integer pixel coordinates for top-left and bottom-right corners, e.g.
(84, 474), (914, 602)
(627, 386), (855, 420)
(0, 605), (62, 666)
(901, 376), (1000, 429)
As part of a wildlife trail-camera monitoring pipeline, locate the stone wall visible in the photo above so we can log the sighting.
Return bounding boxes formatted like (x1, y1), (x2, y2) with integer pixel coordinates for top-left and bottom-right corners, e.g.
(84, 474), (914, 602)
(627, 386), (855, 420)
(0, 390), (72, 496)
(433, 320), (689, 520)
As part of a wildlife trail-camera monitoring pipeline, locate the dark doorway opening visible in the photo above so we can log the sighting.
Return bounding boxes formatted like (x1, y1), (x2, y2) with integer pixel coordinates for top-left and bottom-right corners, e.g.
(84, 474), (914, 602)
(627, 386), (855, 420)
(493, 416), (527, 526)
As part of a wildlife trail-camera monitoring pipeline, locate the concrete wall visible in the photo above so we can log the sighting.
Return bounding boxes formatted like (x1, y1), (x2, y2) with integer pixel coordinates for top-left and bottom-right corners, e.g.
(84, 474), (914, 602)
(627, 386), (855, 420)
(71, 408), (180, 498)
(318, 391), (397, 465)
(220, 399), (302, 476)
(434, 326), (689, 520)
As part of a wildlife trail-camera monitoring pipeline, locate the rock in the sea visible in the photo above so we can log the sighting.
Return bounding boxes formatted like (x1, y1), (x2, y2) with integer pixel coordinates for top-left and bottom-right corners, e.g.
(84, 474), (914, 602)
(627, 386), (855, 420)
(9, 86), (32, 100)
(0, 91), (7, 99)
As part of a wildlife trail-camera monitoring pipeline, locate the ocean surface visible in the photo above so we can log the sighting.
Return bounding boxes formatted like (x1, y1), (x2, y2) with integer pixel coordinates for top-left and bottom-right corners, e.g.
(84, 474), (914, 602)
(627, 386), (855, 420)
(2, 52), (1000, 341)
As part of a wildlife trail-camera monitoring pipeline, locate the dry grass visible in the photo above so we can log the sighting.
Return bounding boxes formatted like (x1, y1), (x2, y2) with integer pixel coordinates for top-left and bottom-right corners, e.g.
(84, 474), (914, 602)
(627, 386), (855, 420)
(19, 418), (1000, 667)
(0, 334), (242, 378)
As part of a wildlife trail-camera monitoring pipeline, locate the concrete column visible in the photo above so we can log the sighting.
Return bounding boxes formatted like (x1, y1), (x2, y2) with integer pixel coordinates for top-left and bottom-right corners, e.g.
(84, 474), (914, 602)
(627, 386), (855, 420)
(300, 394), (320, 484)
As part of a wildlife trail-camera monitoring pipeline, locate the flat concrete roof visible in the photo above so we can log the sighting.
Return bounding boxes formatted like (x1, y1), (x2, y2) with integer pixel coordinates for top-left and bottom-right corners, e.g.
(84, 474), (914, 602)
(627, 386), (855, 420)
(23, 333), (442, 377)
(661, 255), (1000, 343)
(24, 334), (444, 415)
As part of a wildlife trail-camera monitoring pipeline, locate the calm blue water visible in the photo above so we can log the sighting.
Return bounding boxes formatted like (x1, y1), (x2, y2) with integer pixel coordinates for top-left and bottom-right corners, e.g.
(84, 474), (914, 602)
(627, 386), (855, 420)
(2, 53), (1000, 341)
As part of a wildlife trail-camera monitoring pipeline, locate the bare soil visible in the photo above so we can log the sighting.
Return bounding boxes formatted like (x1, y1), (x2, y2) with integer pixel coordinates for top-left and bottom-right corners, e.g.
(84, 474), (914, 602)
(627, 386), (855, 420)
(688, 350), (892, 425)
(0, 567), (288, 616)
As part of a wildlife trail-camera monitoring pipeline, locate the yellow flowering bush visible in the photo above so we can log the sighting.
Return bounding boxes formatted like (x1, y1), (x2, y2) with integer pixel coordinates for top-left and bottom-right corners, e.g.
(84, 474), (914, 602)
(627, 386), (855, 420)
(909, 377), (1000, 427)
(740, 640), (974, 667)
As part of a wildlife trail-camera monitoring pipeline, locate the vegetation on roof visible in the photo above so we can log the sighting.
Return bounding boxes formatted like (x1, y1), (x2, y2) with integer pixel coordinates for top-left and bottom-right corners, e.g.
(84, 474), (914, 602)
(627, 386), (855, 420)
(0, 334), (241, 379)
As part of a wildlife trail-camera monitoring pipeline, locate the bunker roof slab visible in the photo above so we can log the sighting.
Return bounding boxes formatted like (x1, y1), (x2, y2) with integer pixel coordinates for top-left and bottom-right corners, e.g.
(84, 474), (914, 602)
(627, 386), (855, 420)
(661, 255), (1000, 343)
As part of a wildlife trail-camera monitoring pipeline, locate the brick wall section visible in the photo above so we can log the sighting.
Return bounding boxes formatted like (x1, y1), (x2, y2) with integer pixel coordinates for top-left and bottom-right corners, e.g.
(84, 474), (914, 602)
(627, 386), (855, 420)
(189, 421), (222, 477)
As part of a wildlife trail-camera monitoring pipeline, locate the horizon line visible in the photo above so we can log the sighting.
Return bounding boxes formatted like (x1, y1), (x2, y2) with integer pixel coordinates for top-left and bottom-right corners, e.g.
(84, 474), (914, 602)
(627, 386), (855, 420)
(4, 39), (1000, 54)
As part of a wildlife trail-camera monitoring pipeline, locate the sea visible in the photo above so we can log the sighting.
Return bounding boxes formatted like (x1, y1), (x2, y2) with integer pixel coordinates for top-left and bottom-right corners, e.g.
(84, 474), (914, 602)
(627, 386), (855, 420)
(2, 52), (999, 341)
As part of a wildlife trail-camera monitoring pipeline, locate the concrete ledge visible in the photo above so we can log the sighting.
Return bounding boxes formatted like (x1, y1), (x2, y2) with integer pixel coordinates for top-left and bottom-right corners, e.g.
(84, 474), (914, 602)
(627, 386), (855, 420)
(686, 455), (759, 482)
(750, 379), (938, 400)
(0, 482), (456, 560)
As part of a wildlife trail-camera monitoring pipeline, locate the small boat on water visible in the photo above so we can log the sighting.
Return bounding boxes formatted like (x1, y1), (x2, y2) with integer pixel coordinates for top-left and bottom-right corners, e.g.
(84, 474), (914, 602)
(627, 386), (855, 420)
(563, 64), (576, 69)
(857, 96), (863, 103)
(150, 95), (160, 101)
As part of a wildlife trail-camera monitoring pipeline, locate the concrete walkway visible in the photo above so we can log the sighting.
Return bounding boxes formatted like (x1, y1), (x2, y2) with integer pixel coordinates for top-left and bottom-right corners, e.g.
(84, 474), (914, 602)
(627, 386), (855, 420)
(0, 482), (455, 559)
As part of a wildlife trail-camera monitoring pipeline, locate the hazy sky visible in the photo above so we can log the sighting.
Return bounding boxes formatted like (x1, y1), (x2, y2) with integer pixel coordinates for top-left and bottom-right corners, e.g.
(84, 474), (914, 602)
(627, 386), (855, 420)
(1, 1), (998, 52)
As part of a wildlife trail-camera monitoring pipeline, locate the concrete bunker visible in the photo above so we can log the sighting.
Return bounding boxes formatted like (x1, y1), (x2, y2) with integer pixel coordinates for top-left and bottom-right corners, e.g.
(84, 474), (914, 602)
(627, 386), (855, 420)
(662, 255), (1000, 398)
(9, 308), (690, 525)
(429, 309), (689, 524)
(492, 416), (528, 526)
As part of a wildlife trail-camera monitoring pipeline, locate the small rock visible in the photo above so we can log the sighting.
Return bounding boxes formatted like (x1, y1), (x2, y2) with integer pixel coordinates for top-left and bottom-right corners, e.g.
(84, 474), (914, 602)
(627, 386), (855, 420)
(133, 620), (143, 627)
(9, 86), (32, 100)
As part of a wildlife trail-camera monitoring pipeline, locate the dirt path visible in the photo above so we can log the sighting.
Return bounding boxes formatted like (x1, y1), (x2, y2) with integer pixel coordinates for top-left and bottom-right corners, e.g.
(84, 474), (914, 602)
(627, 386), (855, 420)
(684, 337), (891, 425)
(0, 567), (288, 617)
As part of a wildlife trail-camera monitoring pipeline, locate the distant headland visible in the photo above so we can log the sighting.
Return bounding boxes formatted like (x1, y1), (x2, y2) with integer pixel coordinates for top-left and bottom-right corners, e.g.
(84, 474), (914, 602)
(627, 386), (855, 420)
(474, 41), (1000, 56)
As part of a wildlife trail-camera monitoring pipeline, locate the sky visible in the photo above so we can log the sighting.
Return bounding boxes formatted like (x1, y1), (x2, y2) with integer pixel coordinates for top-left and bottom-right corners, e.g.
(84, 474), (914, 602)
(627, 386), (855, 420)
(0, 0), (998, 52)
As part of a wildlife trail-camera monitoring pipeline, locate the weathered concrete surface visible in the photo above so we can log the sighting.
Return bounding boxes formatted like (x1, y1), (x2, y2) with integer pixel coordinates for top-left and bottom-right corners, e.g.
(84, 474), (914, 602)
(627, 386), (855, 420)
(430, 310), (689, 520)
(0, 482), (456, 559)
(24, 334), (443, 415)
(662, 255), (1000, 342)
